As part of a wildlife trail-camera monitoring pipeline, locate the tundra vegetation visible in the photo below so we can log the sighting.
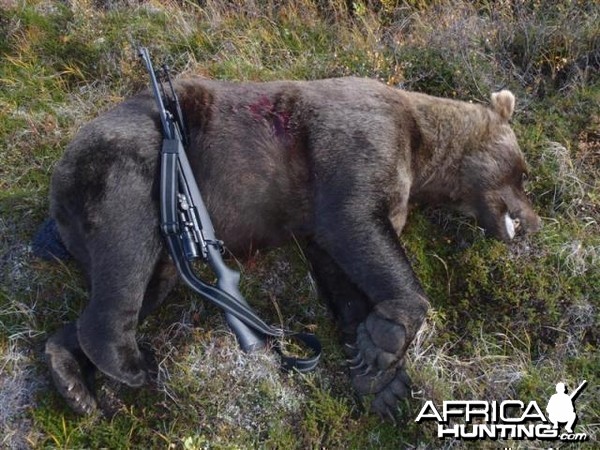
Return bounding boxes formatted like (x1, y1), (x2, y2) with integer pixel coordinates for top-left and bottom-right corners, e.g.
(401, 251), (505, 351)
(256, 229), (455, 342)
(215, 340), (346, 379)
(0, 1), (598, 449)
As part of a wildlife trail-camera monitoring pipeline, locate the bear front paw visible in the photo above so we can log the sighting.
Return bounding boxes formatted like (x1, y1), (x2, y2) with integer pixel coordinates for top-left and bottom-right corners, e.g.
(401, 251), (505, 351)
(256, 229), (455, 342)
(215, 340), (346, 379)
(350, 310), (408, 375)
(347, 310), (413, 419)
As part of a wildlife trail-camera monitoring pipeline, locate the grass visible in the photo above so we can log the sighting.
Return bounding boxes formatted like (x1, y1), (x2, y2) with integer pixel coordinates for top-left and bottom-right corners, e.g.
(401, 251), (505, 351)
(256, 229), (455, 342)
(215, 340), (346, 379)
(1, 0), (598, 448)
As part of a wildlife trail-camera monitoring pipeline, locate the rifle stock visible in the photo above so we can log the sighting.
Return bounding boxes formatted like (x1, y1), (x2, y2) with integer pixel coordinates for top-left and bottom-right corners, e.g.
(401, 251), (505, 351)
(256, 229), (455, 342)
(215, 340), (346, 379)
(175, 142), (266, 352)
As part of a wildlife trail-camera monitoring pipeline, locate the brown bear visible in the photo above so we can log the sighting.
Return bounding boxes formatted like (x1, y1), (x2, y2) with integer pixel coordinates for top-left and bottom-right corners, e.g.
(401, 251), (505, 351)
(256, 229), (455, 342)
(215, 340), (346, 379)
(45, 77), (541, 417)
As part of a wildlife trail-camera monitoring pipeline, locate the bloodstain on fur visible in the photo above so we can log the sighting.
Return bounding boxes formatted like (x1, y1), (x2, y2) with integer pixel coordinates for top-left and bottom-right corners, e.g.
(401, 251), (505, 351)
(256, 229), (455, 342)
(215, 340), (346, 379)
(248, 95), (291, 141)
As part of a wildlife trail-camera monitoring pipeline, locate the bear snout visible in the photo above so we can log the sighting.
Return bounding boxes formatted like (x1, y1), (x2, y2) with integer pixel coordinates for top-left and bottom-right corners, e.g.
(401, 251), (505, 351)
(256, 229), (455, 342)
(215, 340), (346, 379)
(503, 209), (542, 240)
(518, 209), (542, 235)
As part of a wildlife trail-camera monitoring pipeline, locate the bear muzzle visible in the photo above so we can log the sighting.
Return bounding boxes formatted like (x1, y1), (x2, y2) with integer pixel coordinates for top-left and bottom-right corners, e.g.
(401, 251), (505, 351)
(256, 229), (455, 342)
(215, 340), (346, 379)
(501, 208), (541, 241)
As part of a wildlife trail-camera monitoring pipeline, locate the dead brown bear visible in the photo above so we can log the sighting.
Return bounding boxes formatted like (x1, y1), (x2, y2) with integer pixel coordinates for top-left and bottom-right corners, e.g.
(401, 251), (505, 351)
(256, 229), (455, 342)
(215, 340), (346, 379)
(45, 77), (541, 417)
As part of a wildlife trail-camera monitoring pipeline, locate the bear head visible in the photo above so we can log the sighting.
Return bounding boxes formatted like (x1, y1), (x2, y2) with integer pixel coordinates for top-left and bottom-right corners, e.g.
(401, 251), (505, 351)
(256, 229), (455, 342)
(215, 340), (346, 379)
(458, 90), (542, 242)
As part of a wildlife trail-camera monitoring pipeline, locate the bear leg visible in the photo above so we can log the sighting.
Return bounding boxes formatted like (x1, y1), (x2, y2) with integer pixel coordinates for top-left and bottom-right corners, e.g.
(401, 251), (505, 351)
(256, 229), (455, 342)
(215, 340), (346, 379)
(305, 239), (413, 418)
(74, 184), (163, 388)
(304, 240), (370, 344)
(138, 254), (179, 322)
(76, 241), (161, 388)
(313, 195), (428, 418)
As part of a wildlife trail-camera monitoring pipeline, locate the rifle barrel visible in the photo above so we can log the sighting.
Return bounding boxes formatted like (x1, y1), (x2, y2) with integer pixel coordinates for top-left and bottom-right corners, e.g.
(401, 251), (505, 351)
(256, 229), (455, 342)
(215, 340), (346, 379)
(138, 47), (173, 140)
(569, 380), (587, 399)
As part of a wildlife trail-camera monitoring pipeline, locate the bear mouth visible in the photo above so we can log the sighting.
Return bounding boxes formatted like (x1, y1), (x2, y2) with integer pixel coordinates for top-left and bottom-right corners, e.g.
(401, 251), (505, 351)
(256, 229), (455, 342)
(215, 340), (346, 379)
(503, 212), (521, 240)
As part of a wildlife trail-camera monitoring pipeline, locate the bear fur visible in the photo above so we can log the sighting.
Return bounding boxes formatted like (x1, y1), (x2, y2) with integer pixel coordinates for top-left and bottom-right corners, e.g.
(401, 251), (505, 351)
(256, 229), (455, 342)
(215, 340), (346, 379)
(45, 77), (541, 417)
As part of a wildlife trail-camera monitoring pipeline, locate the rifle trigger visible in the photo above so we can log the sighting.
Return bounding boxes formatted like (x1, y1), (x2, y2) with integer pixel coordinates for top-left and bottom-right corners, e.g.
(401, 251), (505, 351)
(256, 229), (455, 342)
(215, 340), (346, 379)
(206, 239), (225, 254)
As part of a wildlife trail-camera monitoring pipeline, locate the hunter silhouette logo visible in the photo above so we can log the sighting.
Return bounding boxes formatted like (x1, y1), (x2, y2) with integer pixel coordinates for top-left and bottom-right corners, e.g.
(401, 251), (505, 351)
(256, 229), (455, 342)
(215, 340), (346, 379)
(546, 380), (587, 434)
(415, 380), (588, 441)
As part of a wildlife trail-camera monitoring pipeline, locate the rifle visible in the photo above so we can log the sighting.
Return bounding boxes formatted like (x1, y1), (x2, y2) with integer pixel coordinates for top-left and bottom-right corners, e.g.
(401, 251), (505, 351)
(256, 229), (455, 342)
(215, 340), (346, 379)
(569, 380), (587, 400)
(138, 48), (320, 372)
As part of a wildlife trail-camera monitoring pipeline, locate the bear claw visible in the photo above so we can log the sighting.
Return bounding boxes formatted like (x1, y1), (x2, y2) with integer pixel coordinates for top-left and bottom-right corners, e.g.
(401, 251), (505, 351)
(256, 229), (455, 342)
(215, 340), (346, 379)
(348, 354), (367, 371)
(368, 367), (411, 420)
(45, 341), (98, 415)
(51, 368), (98, 415)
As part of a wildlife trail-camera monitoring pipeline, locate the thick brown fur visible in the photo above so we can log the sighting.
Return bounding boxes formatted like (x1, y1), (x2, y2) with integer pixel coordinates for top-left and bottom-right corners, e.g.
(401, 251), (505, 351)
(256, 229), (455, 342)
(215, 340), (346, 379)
(46, 77), (540, 417)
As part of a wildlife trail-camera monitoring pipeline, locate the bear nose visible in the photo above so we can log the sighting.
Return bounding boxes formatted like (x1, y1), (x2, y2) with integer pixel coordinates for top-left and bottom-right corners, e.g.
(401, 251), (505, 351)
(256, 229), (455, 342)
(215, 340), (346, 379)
(527, 214), (542, 233)
(518, 211), (542, 235)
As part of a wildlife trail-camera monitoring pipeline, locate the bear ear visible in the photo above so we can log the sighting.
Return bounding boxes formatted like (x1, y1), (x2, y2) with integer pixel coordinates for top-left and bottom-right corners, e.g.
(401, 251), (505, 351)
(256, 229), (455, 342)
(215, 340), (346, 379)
(491, 90), (515, 121)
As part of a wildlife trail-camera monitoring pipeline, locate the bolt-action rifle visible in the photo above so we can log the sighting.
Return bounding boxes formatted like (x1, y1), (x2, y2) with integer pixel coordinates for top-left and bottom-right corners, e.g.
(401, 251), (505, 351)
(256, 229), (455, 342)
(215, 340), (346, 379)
(138, 48), (320, 372)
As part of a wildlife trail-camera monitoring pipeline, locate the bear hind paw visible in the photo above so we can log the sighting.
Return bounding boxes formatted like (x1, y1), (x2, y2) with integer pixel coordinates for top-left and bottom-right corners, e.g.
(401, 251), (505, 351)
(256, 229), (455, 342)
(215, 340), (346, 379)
(45, 340), (98, 415)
